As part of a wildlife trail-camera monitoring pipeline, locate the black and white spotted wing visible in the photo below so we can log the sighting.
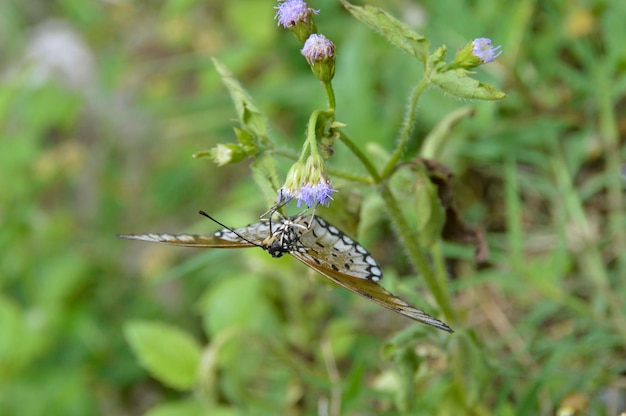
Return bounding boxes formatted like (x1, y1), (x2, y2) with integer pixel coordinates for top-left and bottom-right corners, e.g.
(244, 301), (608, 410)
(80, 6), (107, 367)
(287, 216), (452, 332)
(117, 220), (271, 249)
(118, 213), (453, 332)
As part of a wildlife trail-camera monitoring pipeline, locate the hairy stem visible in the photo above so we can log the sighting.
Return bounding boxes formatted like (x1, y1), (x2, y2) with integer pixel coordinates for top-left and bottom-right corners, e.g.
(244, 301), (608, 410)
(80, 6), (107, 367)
(381, 79), (429, 179)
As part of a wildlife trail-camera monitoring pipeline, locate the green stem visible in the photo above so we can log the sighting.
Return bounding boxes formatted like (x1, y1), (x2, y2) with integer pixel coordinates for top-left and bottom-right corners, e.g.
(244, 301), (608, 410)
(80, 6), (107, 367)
(323, 81), (336, 111)
(381, 79), (429, 180)
(270, 148), (300, 161)
(326, 168), (373, 184)
(337, 131), (381, 182)
(380, 185), (456, 322)
(306, 109), (334, 160)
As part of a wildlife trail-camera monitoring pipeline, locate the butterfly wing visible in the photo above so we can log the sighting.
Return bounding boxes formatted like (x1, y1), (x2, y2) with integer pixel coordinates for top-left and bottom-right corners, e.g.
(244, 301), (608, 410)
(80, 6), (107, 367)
(117, 221), (272, 248)
(116, 232), (256, 248)
(290, 216), (453, 333)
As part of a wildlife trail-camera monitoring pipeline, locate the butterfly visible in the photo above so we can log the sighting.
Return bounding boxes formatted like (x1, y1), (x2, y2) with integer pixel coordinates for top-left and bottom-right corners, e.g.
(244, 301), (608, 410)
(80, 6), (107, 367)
(118, 211), (453, 332)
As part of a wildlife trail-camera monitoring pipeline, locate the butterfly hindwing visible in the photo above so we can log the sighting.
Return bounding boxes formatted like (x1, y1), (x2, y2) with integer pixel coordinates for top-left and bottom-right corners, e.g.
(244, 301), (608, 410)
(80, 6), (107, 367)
(291, 215), (382, 281)
(288, 216), (453, 333)
(292, 256), (453, 332)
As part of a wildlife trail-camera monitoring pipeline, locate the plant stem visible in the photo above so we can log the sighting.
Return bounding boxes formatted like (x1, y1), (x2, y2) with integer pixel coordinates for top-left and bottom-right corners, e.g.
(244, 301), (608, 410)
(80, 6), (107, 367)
(323, 81), (336, 111)
(381, 79), (429, 179)
(307, 109), (334, 160)
(326, 168), (373, 184)
(380, 185), (456, 322)
(337, 131), (380, 182)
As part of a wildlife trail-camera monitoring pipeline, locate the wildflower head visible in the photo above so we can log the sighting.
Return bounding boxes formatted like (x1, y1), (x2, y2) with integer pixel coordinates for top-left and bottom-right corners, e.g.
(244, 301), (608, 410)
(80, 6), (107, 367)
(276, 160), (305, 205)
(206, 143), (246, 166)
(301, 34), (336, 82)
(275, 0), (319, 43)
(276, 155), (337, 208)
(471, 38), (502, 63)
(298, 178), (336, 207)
(449, 38), (502, 70)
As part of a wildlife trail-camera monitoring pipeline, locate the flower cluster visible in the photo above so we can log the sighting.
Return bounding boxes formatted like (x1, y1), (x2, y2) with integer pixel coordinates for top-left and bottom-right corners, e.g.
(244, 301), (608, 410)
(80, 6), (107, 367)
(277, 156), (337, 208)
(275, 0), (336, 83)
(274, 0), (338, 209)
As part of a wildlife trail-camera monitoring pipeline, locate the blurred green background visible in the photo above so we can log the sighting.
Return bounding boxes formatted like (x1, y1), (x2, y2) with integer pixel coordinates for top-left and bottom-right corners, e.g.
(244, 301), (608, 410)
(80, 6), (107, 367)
(1, 0), (625, 415)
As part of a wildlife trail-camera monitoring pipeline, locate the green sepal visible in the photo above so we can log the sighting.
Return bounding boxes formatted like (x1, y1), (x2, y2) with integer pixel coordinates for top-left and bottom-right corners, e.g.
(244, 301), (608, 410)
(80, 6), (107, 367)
(234, 127), (258, 153)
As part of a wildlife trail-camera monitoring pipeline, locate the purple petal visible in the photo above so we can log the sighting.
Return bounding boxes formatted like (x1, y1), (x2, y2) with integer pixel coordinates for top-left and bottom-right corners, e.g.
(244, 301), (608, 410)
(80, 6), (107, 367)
(472, 38), (502, 63)
(274, 0), (318, 29)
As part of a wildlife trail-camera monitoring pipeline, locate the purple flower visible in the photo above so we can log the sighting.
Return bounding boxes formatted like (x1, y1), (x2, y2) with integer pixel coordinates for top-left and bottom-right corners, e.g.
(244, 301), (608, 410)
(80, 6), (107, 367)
(311, 178), (337, 207)
(296, 179), (337, 207)
(276, 187), (295, 204)
(277, 180), (337, 208)
(274, 0), (318, 29)
(471, 38), (502, 63)
(301, 34), (335, 65)
(276, 155), (337, 208)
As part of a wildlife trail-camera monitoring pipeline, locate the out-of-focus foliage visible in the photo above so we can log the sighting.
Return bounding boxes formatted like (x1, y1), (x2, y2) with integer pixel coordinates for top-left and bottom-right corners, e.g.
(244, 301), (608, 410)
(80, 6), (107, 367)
(1, 0), (625, 415)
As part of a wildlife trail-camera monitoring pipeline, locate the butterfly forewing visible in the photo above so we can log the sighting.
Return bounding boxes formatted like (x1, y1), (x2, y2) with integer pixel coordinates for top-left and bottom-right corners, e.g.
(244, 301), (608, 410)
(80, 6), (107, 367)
(117, 221), (272, 248)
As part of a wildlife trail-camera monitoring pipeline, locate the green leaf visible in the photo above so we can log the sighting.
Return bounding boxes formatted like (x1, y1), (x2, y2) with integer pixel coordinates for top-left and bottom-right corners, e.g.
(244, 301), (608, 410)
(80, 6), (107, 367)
(431, 69), (506, 100)
(124, 320), (202, 390)
(341, 0), (429, 63)
(211, 57), (268, 138)
(0, 296), (27, 379)
(201, 275), (281, 337)
(390, 166), (444, 248)
(145, 401), (238, 416)
(420, 106), (475, 159)
(414, 170), (445, 247)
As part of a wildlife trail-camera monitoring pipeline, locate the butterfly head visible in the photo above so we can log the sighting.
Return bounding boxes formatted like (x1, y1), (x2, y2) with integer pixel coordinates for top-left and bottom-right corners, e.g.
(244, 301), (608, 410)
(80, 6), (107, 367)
(262, 234), (290, 258)
(261, 219), (304, 258)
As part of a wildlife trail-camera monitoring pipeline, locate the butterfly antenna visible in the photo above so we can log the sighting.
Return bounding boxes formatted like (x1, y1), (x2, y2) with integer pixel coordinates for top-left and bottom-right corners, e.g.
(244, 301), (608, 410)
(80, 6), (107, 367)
(198, 210), (263, 248)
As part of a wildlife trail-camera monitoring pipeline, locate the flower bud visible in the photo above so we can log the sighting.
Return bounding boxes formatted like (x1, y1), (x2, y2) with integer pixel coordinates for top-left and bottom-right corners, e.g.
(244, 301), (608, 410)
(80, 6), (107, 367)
(449, 38), (502, 69)
(208, 143), (246, 166)
(301, 34), (336, 82)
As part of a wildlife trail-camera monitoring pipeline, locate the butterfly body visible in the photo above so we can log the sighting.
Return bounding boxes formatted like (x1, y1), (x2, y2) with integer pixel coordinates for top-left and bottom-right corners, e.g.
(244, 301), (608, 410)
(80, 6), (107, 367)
(118, 212), (452, 332)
